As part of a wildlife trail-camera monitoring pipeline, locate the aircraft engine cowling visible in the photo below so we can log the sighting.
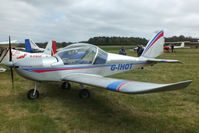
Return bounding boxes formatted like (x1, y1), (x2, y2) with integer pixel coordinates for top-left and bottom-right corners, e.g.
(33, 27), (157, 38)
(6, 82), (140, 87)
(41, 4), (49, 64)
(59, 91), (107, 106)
(14, 56), (58, 68)
(13, 56), (62, 81)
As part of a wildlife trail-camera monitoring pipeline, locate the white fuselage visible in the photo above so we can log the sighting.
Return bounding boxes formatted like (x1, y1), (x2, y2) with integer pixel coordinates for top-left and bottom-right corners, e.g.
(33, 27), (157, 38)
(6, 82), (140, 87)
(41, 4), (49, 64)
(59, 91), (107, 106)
(14, 53), (152, 82)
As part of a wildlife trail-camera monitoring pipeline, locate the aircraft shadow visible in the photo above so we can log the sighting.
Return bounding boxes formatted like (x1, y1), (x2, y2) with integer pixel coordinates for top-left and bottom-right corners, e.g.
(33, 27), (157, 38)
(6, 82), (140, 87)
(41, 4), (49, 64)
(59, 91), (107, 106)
(16, 81), (189, 132)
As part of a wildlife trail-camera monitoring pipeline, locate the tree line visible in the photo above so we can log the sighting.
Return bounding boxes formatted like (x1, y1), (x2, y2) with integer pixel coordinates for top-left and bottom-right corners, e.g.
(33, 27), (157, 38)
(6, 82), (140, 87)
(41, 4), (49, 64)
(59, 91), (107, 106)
(16, 35), (199, 48)
(86, 36), (148, 46)
(165, 35), (199, 42)
(84, 35), (199, 46)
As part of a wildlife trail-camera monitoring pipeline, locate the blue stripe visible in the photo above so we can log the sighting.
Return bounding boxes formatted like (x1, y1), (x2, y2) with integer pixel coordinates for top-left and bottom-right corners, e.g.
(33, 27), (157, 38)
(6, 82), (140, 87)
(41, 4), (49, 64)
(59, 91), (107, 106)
(107, 80), (128, 91)
(22, 62), (150, 72)
(22, 64), (112, 71)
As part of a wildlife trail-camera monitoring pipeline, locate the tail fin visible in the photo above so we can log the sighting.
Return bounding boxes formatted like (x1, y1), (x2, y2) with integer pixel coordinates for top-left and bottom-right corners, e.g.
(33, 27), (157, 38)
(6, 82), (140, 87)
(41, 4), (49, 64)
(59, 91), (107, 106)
(25, 39), (44, 52)
(43, 41), (57, 56)
(141, 31), (164, 58)
(180, 42), (185, 48)
(29, 39), (41, 50)
(25, 39), (32, 52)
(52, 41), (57, 56)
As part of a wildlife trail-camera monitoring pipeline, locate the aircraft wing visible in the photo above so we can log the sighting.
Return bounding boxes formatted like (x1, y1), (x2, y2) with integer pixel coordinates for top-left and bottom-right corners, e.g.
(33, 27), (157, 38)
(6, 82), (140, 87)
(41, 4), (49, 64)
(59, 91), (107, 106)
(62, 73), (191, 94)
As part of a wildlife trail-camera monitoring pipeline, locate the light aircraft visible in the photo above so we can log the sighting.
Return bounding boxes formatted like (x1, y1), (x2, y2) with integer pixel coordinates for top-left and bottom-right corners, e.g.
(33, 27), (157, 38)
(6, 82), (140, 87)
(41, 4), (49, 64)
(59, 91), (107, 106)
(25, 39), (56, 54)
(25, 39), (45, 52)
(0, 40), (57, 65)
(4, 31), (192, 100)
(25, 38), (59, 53)
(164, 41), (190, 51)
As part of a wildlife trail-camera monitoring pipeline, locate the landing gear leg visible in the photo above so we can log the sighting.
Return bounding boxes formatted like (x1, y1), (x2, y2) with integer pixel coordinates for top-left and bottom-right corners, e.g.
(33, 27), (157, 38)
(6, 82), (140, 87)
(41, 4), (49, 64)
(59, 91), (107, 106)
(79, 84), (90, 99)
(27, 82), (39, 100)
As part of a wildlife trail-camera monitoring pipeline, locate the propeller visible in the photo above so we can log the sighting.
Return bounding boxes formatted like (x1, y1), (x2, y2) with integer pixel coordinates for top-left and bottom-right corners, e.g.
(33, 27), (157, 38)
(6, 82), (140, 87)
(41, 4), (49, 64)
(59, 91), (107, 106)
(8, 36), (14, 88)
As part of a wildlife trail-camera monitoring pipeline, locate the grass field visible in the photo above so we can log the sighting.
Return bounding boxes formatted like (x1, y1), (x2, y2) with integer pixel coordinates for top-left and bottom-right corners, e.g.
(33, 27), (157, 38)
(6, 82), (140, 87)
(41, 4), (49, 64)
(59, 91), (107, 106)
(0, 48), (199, 133)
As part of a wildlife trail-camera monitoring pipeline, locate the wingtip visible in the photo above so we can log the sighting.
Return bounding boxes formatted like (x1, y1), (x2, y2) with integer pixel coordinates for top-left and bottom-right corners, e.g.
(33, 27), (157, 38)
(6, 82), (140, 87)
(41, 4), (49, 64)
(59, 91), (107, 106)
(183, 80), (192, 84)
(174, 80), (192, 88)
(178, 61), (184, 64)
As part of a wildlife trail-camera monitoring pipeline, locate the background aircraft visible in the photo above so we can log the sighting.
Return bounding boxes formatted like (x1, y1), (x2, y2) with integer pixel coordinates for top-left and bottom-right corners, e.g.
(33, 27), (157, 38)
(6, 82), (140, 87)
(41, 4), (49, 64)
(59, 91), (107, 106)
(164, 41), (190, 51)
(0, 40), (56, 65)
(25, 39), (57, 55)
(4, 31), (191, 100)
(0, 67), (6, 72)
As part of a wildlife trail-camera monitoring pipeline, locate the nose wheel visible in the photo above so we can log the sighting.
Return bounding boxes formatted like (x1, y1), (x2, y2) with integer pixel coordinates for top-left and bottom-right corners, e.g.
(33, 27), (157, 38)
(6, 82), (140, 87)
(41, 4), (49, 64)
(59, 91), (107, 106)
(27, 82), (39, 100)
(27, 89), (39, 100)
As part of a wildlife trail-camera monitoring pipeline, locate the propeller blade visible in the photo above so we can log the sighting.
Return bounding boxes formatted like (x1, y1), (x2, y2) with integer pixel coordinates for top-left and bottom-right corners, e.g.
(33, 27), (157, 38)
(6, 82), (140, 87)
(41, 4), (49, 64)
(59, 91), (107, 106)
(8, 36), (14, 88)
(9, 36), (12, 61)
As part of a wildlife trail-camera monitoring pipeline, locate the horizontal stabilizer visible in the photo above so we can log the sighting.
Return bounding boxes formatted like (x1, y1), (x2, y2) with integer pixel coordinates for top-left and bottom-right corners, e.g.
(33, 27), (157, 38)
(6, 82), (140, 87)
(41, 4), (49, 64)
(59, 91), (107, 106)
(145, 58), (182, 63)
(62, 73), (191, 94)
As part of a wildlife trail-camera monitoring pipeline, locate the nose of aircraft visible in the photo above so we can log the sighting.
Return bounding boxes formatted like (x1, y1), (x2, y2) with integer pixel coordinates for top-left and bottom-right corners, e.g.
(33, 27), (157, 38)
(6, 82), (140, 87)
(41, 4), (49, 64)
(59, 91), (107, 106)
(13, 56), (58, 68)
(4, 61), (14, 67)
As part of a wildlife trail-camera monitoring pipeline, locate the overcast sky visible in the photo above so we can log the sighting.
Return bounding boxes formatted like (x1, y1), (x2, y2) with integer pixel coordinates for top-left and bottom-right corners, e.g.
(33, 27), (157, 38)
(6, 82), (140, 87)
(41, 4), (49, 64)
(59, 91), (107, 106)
(0, 0), (199, 42)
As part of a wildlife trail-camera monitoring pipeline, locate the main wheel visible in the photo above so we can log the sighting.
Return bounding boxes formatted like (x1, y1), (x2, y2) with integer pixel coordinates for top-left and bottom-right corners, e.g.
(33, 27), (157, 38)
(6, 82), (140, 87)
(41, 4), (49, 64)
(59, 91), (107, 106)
(79, 89), (90, 99)
(61, 82), (71, 90)
(27, 89), (39, 100)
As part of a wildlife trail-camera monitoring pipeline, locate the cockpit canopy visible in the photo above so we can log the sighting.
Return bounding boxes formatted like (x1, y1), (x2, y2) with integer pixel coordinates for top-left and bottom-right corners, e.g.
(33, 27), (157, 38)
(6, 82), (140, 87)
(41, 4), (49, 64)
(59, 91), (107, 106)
(56, 43), (108, 65)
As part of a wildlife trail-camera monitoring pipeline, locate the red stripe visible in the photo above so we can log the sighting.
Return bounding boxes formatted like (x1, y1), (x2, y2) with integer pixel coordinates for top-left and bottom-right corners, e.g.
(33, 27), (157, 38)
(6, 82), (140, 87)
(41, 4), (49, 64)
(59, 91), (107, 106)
(52, 41), (57, 56)
(31, 66), (109, 73)
(117, 81), (130, 92)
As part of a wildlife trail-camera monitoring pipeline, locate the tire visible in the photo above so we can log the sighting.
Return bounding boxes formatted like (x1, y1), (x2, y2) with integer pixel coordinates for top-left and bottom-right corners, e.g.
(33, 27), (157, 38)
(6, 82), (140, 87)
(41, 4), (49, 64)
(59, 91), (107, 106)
(79, 89), (90, 99)
(61, 82), (71, 90)
(27, 89), (39, 100)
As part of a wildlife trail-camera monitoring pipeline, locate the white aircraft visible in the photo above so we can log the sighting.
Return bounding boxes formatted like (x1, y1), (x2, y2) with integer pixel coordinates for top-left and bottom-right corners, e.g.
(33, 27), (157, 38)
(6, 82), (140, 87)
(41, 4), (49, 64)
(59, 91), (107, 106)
(0, 67), (6, 72)
(25, 39), (45, 52)
(164, 41), (190, 50)
(0, 40), (56, 65)
(4, 31), (191, 100)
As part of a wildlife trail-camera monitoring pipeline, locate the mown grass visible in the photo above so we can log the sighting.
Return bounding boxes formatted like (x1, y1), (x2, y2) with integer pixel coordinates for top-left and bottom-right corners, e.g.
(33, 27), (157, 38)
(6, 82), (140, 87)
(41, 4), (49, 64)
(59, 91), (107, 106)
(0, 48), (199, 133)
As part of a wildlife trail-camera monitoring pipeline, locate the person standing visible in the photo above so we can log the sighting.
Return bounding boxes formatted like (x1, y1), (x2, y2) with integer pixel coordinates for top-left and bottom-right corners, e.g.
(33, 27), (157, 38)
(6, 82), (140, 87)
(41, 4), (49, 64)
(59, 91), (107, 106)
(137, 45), (144, 57)
(119, 47), (126, 55)
(171, 44), (175, 53)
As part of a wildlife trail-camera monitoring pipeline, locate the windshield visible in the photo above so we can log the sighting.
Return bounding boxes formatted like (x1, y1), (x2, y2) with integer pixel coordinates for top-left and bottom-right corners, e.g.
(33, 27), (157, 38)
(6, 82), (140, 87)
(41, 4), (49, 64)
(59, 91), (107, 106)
(57, 43), (107, 65)
(57, 44), (97, 65)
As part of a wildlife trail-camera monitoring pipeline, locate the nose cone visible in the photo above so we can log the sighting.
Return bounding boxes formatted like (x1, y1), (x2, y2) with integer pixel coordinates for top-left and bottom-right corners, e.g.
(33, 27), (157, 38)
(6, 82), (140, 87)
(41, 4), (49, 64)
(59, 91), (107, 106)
(4, 61), (14, 67)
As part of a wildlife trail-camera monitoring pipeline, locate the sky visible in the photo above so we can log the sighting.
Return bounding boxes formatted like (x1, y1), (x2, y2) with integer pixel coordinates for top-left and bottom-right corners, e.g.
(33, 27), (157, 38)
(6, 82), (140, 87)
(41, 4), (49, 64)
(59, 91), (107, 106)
(0, 0), (199, 42)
